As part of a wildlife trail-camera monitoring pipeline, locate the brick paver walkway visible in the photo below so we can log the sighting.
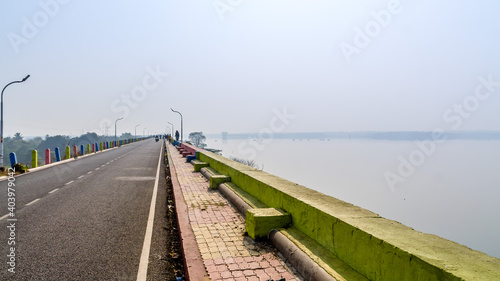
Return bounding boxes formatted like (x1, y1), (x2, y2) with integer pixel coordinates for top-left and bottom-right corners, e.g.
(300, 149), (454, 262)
(168, 144), (303, 281)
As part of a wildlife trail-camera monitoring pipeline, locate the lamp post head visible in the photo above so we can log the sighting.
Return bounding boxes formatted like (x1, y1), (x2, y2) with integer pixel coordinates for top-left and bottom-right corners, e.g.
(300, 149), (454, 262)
(22, 75), (30, 82)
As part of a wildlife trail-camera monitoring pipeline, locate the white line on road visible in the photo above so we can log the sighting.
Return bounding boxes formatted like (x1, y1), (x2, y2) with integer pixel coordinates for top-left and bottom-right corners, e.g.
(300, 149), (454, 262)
(87, 171), (92, 174)
(26, 198), (40, 206)
(101, 165), (105, 167)
(136, 144), (162, 281)
(95, 168), (100, 170)
(106, 162), (110, 164)
(0, 214), (9, 220)
(49, 188), (59, 194)
(65, 180), (74, 185)
(78, 175), (84, 179)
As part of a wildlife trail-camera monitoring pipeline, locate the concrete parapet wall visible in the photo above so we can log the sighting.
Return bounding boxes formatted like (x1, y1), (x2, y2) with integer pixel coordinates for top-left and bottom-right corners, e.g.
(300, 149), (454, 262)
(196, 150), (500, 281)
(179, 143), (198, 156)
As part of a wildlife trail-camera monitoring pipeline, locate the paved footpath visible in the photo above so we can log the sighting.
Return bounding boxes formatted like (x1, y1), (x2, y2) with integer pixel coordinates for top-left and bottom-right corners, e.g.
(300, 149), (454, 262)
(167, 144), (304, 281)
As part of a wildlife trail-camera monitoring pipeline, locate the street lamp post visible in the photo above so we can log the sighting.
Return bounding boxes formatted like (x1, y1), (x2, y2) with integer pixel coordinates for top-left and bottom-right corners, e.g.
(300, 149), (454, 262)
(114, 117), (124, 144)
(167, 122), (174, 138)
(135, 124), (140, 139)
(143, 127), (147, 138)
(1, 75), (30, 168)
(170, 108), (183, 142)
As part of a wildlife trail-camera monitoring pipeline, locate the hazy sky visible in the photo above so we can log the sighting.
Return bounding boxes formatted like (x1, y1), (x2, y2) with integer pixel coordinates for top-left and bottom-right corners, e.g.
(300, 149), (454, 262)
(1, 0), (499, 138)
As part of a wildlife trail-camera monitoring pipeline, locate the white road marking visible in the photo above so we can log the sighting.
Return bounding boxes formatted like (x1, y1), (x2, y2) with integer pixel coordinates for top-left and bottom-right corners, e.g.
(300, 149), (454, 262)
(49, 188), (59, 194)
(26, 198), (40, 206)
(78, 175), (84, 179)
(95, 168), (100, 170)
(136, 145), (162, 281)
(115, 176), (156, 181)
(0, 214), (9, 220)
(87, 171), (92, 174)
(106, 162), (110, 165)
(101, 165), (105, 168)
(65, 180), (74, 185)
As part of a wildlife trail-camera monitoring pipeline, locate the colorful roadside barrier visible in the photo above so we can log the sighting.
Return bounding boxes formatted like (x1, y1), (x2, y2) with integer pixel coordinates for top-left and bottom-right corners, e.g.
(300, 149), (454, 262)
(32, 150), (37, 168)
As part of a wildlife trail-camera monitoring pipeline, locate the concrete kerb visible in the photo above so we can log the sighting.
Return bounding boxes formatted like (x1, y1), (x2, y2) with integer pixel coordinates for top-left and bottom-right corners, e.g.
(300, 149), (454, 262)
(164, 141), (209, 281)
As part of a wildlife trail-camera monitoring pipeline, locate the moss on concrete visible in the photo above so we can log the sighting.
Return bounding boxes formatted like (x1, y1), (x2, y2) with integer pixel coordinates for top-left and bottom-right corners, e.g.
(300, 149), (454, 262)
(209, 174), (230, 189)
(246, 208), (291, 240)
(280, 227), (368, 281)
(197, 150), (500, 281)
(192, 160), (209, 172)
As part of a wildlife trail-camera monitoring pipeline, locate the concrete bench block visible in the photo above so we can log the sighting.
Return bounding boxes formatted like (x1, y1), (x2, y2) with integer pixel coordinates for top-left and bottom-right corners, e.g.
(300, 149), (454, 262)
(192, 160), (209, 172)
(246, 208), (291, 240)
(209, 174), (231, 189)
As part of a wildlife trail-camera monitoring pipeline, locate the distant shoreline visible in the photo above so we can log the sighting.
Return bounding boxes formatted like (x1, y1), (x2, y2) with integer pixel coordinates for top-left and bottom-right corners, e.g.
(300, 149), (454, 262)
(206, 131), (500, 140)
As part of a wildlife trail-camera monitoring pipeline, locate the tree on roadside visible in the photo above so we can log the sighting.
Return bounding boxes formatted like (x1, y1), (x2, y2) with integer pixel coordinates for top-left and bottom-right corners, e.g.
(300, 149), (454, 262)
(188, 132), (207, 148)
(13, 132), (23, 141)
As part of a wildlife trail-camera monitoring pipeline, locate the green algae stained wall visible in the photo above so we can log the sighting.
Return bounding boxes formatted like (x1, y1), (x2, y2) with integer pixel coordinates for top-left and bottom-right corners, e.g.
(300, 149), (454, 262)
(196, 151), (500, 281)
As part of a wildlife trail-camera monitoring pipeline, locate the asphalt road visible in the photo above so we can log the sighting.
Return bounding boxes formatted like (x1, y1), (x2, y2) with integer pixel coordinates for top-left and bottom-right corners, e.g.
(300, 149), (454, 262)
(0, 139), (169, 280)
